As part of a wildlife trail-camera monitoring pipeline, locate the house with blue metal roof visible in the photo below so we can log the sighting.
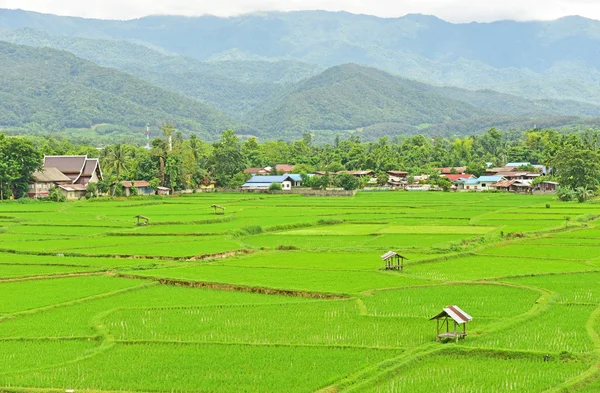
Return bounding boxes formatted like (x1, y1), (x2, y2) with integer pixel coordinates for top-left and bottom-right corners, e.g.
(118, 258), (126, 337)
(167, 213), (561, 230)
(453, 176), (505, 191)
(242, 175), (300, 190)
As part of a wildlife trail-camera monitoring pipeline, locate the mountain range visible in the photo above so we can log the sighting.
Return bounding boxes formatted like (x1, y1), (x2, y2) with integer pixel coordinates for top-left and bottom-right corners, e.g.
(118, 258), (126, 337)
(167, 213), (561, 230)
(1, 9), (600, 142)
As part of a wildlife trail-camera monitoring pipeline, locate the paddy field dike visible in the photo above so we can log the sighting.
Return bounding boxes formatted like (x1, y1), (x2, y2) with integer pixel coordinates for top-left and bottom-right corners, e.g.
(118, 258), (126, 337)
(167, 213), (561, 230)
(0, 192), (599, 392)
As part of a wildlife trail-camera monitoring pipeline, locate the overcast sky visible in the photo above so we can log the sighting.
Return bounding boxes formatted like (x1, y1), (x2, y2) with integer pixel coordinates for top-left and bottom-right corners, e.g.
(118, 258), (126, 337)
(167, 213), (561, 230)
(0, 0), (599, 22)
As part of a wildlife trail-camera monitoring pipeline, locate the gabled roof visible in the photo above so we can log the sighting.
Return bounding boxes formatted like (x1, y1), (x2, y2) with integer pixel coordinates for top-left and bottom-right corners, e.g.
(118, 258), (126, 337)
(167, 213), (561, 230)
(434, 167), (466, 174)
(505, 162), (531, 167)
(44, 156), (87, 174)
(244, 167), (269, 175)
(288, 174), (303, 181)
(443, 174), (474, 181)
(246, 175), (293, 183)
(491, 180), (516, 188)
(387, 171), (408, 176)
(31, 167), (72, 183)
(341, 170), (375, 176)
(477, 176), (505, 182)
(486, 167), (512, 173)
(242, 182), (272, 188)
(44, 155), (102, 183)
(58, 184), (87, 192)
(455, 176), (505, 185)
(381, 251), (408, 261)
(121, 180), (150, 188)
(430, 306), (473, 324)
(81, 158), (101, 177)
(275, 164), (295, 173)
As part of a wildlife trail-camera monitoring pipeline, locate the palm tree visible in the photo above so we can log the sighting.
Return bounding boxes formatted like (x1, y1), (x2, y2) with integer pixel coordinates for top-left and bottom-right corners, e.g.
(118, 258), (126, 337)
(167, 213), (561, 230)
(102, 144), (132, 195)
(575, 186), (595, 203)
(161, 124), (176, 152)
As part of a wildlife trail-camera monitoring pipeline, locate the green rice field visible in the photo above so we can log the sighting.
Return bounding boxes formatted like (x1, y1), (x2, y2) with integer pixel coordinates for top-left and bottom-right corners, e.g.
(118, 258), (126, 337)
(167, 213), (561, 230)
(0, 191), (599, 392)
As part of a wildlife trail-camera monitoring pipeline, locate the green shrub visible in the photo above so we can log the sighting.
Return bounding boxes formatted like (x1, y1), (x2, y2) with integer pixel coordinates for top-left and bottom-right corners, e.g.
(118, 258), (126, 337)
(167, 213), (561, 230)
(269, 183), (283, 191)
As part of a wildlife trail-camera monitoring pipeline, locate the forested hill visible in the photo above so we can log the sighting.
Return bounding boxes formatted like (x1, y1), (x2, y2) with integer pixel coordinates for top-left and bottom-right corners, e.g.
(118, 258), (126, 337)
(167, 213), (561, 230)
(247, 64), (600, 136)
(2, 9), (600, 105)
(247, 64), (491, 133)
(0, 41), (239, 139)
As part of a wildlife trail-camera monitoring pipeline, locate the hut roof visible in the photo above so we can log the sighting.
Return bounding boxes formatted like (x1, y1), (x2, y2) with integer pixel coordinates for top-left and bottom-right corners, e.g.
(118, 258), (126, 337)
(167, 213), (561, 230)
(381, 251), (408, 261)
(430, 305), (472, 325)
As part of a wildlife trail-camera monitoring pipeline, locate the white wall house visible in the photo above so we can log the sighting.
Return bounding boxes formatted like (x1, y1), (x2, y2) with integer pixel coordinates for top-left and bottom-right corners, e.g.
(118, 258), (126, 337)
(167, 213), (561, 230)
(454, 176), (505, 192)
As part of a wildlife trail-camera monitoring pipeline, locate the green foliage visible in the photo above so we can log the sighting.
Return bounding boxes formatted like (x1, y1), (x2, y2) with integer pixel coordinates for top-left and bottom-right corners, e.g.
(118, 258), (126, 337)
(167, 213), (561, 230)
(0, 41), (239, 140)
(335, 173), (360, 190)
(48, 186), (65, 202)
(210, 130), (246, 187)
(228, 172), (251, 189)
(376, 172), (389, 186)
(554, 146), (600, 190)
(0, 135), (42, 199)
(85, 182), (97, 199)
(268, 182), (283, 191)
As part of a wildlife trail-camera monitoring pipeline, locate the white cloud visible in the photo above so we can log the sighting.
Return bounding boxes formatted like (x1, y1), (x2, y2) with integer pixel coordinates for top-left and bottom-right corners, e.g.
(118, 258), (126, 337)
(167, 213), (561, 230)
(0, 0), (599, 22)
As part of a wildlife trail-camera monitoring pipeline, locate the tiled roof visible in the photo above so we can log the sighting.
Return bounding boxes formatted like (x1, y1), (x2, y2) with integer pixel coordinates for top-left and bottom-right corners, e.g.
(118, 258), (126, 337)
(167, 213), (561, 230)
(122, 180), (150, 188)
(443, 174), (474, 181)
(81, 158), (99, 176)
(32, 167), (72, 183)
(275, 164), (295, 173)
(44, 156), (87, 174)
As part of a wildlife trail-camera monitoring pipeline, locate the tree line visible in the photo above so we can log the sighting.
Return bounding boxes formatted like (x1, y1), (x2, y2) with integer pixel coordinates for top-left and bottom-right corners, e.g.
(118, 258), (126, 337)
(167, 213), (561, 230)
(1, 127), (599, 200)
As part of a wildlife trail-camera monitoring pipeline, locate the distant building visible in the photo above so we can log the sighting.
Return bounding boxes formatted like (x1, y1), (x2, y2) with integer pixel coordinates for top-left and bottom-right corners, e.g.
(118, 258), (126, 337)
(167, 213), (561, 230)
(57, 184), (88, 200)
(244, 167), (271, 175)
(121, 181), (155, 196)
(443, 174), (474, 182)
(275, 164), (296, 174)
(454, 176), (505, 191)
(242, 175), (298, 190)
(43, 155), (103, 186)
(29, 155), (103, 199)
(536, 181), (559, 193)
(28, 167), (72, 198)
(434, 167), (467, 175)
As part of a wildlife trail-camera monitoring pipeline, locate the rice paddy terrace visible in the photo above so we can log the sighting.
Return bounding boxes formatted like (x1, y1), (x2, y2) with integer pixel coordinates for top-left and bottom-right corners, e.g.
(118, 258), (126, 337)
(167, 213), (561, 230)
(0, 192), (599, 392)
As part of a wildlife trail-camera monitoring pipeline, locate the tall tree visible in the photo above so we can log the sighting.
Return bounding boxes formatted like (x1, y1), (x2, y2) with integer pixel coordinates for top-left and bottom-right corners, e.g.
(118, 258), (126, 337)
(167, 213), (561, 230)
(102, 144), (132, 193)
(210, 130), (246, 187)
(0, 135), (41, 199)
(553, 146), (600, 191)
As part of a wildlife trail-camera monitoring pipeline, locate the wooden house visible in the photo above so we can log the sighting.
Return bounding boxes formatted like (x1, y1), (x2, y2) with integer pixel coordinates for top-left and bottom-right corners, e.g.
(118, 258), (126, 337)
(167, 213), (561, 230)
(121, 181), (155, 196)
(57, 184), (87, 200)
(44, 155), (103, 186)
(28, 167), (72, 198)
(536, 181), (559, 193)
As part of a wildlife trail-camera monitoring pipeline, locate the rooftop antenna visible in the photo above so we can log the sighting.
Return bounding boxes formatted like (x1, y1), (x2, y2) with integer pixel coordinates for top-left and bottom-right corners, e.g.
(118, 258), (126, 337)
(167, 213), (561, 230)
(145, 123), (151, 150)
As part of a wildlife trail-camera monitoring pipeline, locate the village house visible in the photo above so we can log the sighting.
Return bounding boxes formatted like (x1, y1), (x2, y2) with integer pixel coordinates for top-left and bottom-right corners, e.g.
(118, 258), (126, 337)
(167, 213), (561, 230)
(57, 184), (88, 200)
(242, 175), (298, 190)
(244, 167), (271, 175)
(387, 171), (408, 187)
(28, 167), (72, 198)
(434, 167), (467, 175)
(275, 164), (296, 174)
(494, 171), (540, 181)
(44, 155), (103, 186)
(536, 181), (559, 193)
(443, 174), (474, 182)
(29, 155), (103, 199)
(121, 181), (155, 196)
(454, 176), (505, 191)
